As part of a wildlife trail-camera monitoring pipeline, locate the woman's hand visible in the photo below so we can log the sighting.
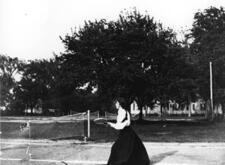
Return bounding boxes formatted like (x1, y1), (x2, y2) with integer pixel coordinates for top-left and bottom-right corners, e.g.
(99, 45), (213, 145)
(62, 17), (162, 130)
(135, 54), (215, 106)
(107, 122), (117, 128)
(107, 121), (127, 130)
(107, 122), (113, 127)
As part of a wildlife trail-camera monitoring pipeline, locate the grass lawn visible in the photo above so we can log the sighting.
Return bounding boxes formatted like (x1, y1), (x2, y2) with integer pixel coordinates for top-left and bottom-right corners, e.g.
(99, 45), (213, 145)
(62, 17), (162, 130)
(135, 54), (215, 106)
(90, 119), (225, 142)
(133, 120), (225, 142)
(1, 117), (225, 142)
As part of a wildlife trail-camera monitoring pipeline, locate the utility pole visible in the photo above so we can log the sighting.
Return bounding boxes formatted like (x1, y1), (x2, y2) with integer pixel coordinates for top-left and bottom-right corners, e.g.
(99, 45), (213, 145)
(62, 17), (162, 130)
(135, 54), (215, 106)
(209, 61), (214, 120)
(87, 110), (90, 138)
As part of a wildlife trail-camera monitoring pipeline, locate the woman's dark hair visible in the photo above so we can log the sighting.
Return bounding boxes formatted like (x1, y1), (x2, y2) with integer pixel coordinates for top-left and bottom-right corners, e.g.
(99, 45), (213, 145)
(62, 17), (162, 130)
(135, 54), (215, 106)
(115, 97), (127, 110)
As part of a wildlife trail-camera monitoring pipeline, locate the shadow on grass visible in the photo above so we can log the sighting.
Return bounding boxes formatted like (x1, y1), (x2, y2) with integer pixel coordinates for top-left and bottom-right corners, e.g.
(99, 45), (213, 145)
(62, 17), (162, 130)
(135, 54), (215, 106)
(50, 136), (84, 141)
(151, 151), (178, 164)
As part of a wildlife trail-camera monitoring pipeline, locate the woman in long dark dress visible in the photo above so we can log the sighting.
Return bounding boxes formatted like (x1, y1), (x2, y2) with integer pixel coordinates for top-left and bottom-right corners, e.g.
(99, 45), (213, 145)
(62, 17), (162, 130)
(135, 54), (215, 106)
(107, 98), (150, 165)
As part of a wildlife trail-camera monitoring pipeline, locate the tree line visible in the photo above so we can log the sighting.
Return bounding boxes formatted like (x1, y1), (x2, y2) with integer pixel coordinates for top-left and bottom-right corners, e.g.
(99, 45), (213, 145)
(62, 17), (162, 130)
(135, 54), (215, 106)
(1, 7), (225, 119)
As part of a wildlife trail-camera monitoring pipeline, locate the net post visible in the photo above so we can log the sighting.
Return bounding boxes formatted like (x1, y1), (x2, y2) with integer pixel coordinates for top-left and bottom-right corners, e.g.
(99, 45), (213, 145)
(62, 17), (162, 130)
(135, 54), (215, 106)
(28, 120), (31, 139)
(26, 120), (32, 159)
(87, 110), (90, 138)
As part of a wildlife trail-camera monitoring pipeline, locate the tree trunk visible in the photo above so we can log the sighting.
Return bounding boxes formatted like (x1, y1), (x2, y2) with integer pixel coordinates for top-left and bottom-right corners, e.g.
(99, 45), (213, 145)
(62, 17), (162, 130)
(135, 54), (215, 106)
(138, 103), (143, 121)
(211, 104), (214, 122)
(188, 95), (191, 118)
(188, 103), (191, 117)
(222, 103), (225, 121)
(160, 104), (163, 120)
(100, 106), (105, 116)
(205, 99), (211, 120)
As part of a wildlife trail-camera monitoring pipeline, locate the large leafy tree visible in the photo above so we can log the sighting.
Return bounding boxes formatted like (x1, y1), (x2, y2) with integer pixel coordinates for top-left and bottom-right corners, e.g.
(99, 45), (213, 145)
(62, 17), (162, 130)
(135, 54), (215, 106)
(60, 10), (159, 114)
(60, 9), (190, 120)
(189, 6), (225, 108)
(112, 11), (198, 119)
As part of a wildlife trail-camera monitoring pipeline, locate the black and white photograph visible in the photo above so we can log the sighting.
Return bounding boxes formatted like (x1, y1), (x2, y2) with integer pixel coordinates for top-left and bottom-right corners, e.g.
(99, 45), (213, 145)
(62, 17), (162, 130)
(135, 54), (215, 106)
(1, 0), (225, 164)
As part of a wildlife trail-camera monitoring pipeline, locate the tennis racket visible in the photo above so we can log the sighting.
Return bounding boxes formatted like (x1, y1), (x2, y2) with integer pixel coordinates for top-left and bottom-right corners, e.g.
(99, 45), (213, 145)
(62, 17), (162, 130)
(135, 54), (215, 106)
(93, 117), (108, 125)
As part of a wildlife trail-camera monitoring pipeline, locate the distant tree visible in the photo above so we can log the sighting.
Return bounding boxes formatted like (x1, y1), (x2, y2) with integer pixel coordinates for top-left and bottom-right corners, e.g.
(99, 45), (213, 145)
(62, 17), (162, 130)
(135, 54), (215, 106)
(166, 46), (199, 106)
(14, 58), (59, 114)
(189, 6), (225, 114)
(0, 55), (22, 113)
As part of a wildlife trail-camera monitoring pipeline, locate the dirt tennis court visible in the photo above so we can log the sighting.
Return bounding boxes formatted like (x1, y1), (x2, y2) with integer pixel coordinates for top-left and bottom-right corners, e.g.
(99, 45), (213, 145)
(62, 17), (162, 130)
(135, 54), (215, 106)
(1, 139), (225, 165)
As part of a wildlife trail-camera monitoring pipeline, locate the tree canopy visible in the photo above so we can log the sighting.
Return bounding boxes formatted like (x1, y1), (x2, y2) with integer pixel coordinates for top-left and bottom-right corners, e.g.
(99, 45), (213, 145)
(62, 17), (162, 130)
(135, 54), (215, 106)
(60, 9), (196, 118)
(190, 6), (225, 104)
(2, 7), (225, 118)
(0, 55), (22, 112)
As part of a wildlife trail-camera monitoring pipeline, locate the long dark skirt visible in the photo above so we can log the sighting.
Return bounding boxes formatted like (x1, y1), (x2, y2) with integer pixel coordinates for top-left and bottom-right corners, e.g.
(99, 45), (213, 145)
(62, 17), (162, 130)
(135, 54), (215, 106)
(107, 126), (150, 165)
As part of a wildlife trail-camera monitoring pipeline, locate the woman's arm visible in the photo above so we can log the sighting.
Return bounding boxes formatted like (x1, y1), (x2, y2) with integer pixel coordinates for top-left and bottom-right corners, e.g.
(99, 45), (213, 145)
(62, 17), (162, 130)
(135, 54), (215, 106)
(107, 120), (128, 130)
(107, 111), (131, 130)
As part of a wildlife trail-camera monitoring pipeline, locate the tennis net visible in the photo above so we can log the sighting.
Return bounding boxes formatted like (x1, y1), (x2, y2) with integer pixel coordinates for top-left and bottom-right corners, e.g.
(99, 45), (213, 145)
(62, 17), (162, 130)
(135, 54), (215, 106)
(0, 112), (88, 140)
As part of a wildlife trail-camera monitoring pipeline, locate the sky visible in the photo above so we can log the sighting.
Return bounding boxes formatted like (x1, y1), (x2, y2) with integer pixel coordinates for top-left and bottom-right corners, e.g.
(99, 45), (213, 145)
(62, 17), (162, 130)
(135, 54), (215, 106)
(0, 0), (225, 61)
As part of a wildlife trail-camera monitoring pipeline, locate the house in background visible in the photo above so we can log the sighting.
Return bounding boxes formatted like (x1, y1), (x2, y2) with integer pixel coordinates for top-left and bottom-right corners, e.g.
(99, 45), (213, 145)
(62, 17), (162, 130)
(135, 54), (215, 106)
(129, 99), (222, 118)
